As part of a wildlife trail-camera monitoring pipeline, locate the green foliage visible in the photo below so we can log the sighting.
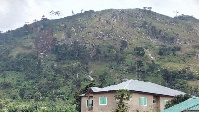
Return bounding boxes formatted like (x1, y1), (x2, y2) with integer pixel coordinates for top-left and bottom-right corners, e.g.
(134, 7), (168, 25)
(34, 91), (41, 102)
(120, 40), (128, 51)
(34, 91), (41, 111)
(7, 104), (35, 112)
(0, 8), (198, 111)
(98, 72), (108, 87)
(53, 41), (89, 63)
(19, 88), (26, 99)
(114, 89), (131, 112)
(158, 45), (181, 56)
(0, 81), (12, 89)
(165, 94), (191, 109)
(134, 47), (145, 57)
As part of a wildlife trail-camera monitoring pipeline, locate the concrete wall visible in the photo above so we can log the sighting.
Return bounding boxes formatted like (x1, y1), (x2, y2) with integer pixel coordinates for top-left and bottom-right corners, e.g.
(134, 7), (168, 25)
(159, 96), (173, 111)
(127, 93), (153, 112)
(153, 96), (160, 111)
(81, 97), (88, 112)
(81, 92), (173, 112)
(93, 92), (117, 112)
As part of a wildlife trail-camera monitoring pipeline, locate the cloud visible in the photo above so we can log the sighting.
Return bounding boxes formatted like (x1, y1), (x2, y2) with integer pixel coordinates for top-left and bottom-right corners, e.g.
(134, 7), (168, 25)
(0, 0), (29, 31)
(0, 0), (53, 32)
(0, 0), (199, 32)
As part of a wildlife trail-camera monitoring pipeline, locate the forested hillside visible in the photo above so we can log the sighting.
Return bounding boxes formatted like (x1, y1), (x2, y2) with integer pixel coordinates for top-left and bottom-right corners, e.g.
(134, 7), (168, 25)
(0, 8), (198, 111)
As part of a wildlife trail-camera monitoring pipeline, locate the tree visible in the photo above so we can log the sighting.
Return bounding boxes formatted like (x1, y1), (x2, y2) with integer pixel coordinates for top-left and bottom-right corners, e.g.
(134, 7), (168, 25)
(94, 46), (102, 60)
(98, 72), (108, 87)
(2, 72), (6, 82)
(19, 88), (26, 99)
(136, 60), (144, 80)
(165, 94), (191, 109)
(134, 47), (145, 57)
(34, 91), (42, 111)
(120, 40), (128, 52)
(114, 89), (131, 112)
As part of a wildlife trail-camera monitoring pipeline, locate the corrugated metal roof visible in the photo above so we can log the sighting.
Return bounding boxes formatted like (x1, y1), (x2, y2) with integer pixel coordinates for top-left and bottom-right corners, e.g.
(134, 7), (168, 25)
(79, 93), (86, 97)
(185, 104), (199, 111)
(90, 79), (185, 96)
(161, 97), (199, 112)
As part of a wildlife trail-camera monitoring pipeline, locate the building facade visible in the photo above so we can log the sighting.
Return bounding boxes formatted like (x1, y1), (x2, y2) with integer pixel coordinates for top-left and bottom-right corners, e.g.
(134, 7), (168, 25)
(80, 79), (185, 112)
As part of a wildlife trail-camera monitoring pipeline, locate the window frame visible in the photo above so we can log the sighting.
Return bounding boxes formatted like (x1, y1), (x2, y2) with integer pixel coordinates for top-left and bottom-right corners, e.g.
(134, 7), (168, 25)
(140, 97), (147, 106)
(99, 97), (107, 105)
(86, 99), (93, 107)
(153, 99), (156, 104)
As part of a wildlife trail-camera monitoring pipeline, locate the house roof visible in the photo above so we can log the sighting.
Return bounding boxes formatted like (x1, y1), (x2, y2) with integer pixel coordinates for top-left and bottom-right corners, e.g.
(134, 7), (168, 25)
(161, 97), (199, 112)
(79, 93), (86, 97)
(89, 79), (185, 96)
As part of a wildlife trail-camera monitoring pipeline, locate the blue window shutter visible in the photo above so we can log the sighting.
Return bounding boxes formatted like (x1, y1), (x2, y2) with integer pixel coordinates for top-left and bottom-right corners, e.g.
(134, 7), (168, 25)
(89, 99), (92, 106)
(140, 97), (147, 106)
(104, 97), (107, 104)
(140, 97), (144, 105)
(100, 97), (103, 104)
(100, 97), (107, 105)
(144, 98), (147, 105)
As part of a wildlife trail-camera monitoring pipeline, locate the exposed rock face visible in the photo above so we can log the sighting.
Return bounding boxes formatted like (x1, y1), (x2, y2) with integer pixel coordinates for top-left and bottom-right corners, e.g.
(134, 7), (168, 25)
(34, 28), (54, 56)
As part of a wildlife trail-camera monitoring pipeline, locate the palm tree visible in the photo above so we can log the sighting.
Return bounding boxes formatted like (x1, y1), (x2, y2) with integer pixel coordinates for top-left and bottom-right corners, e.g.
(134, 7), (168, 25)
(54, 11), (61, 16)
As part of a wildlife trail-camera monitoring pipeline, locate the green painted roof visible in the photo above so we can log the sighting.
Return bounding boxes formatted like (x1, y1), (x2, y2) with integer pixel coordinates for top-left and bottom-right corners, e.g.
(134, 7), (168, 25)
(161, 97), (199, 112)
(185, 104), (199, 111)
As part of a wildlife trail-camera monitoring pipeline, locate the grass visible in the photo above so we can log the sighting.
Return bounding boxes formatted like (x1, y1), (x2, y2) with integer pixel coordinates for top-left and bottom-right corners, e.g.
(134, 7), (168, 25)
(10, 47), (31, 57)
(188, 80), (199, 88)
(160, 62), (187, 70)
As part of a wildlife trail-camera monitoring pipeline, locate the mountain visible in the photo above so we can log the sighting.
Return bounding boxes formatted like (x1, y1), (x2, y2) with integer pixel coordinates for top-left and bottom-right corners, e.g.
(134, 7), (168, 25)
(0, 8), (198, 111)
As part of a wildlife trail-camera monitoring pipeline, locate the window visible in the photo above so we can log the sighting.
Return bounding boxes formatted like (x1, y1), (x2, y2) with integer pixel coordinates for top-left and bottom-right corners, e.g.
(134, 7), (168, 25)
(140, 97), (147, 106)
(153, 99), (156, 104)
(164, 100), (168, 106)
(86, 99), (93, 107)
(99, 97), (107, 105)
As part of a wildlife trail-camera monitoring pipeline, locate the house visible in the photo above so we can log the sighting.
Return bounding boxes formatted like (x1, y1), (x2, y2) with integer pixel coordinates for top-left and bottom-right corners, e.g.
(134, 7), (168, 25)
(161, 97), (199, 112)
(80, 79), (185, 112)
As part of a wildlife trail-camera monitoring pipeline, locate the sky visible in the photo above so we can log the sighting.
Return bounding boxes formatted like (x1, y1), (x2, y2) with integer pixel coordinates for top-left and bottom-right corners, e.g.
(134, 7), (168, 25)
(0, 0), (199, 32)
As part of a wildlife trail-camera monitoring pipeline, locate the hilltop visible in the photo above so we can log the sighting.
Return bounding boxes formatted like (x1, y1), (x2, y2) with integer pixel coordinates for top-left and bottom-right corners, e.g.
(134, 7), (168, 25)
(0, 8), (198, 111)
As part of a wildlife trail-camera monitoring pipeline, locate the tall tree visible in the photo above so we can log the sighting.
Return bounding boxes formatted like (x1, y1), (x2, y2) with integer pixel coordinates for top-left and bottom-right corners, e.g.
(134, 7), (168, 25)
(114, 89), (131, 112)
(34, 91), (42, 111)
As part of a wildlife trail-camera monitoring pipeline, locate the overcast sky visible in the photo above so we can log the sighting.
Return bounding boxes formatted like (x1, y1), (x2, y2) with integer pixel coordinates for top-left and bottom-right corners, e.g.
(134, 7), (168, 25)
(0, 0), (199, 32)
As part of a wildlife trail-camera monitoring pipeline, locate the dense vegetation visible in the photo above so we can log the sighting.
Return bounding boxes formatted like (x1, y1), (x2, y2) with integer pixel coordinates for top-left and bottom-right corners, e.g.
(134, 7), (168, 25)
(0, 8), (198, 111)
(165, 94), (191, 109)
(114, 89), (131, 112)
